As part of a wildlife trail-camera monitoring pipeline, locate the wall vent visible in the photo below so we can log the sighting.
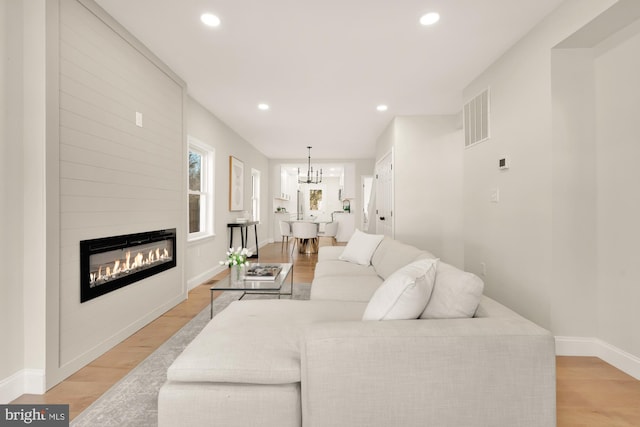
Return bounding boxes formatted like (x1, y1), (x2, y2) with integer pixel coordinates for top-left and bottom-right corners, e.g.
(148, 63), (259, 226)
(464, 88), (490, 148)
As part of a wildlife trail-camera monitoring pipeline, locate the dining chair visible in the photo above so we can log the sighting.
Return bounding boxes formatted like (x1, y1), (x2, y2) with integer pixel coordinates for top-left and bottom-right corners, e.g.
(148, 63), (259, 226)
(317, 221), (338, 246)
(291, 222), (319, 254)
(279, 221), (293, 251)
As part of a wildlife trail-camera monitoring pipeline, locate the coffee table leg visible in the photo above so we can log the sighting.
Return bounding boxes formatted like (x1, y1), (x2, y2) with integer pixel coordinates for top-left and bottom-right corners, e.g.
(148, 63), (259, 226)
(210, 289), (213, 319)
(290, 264), (294, 299)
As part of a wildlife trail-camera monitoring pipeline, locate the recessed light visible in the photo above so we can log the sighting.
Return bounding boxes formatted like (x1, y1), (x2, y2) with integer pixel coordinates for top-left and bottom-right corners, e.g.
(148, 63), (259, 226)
(376, 105), (388, 112)
(258, 103), (270, 111)
(420, 12), (440, 26)
(201, 13), (221, 27)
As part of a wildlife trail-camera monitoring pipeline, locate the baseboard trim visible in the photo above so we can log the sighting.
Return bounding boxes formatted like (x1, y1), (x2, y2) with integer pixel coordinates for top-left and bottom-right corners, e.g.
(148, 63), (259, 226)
(186, 240), (273, 291)
(555, 336), (640, 380)
(0, 369), (45, 404)
(187, 265), (225, 290)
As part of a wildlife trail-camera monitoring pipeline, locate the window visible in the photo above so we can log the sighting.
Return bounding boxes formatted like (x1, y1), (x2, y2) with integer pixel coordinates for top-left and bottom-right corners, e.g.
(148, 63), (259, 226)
(251, 169), (261, 222)
(188, 137), (215, 240)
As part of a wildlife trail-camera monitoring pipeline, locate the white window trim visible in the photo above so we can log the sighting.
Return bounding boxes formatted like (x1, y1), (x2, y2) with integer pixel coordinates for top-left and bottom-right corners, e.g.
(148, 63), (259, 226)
(251, 168), (261, 222)
(188, 136), (215, 242)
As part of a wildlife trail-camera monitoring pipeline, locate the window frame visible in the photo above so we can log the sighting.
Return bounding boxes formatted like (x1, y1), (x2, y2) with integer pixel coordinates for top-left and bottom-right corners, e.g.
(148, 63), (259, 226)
(187, 136), (215, 241)
(251, 168), (261, 222)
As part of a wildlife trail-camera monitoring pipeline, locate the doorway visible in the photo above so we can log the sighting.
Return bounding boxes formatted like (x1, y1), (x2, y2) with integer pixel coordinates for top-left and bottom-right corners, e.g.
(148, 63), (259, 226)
(375, 151), (394, 237)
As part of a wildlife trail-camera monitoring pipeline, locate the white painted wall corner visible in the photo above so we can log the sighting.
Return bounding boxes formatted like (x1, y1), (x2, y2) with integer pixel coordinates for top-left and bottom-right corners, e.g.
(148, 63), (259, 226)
(0, 369), (46, 404)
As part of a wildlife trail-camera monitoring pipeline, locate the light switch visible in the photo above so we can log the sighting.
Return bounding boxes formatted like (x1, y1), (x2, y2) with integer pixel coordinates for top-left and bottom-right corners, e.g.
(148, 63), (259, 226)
(490, 188), (499, 203)
(135, 111), (143, 127)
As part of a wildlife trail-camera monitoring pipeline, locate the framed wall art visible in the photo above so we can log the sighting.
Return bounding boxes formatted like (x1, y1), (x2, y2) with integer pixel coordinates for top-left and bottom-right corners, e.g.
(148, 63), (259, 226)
(229, 156), (244, 211)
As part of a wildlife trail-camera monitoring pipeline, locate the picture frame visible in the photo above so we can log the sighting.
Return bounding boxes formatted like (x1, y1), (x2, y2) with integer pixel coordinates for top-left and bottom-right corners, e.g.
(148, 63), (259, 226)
(229, 156), (244, 211)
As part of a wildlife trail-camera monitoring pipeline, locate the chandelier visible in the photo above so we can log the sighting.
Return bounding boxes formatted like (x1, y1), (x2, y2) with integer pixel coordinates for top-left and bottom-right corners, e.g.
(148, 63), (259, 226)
(298, 146), (322, 184)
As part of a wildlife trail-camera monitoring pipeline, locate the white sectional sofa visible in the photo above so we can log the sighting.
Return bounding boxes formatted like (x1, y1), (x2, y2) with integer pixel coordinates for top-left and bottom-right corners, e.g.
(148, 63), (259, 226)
(158, 236), (556, 427)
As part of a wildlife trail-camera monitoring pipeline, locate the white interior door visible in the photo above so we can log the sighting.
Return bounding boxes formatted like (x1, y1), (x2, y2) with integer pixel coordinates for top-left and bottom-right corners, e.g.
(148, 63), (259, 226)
(375, 151), (393, 237)
(361, 175), (373, 231)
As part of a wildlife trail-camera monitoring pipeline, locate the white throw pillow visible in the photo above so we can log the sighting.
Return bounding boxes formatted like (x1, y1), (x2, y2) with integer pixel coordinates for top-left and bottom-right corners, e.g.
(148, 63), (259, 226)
(338, 229), (384, 266)
(420, 261), (484, 319)
(363, 258), (439, 321)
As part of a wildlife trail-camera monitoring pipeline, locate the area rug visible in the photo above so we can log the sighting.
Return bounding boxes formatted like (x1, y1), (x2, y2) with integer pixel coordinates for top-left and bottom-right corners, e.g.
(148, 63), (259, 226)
(71, 283), (311, 427)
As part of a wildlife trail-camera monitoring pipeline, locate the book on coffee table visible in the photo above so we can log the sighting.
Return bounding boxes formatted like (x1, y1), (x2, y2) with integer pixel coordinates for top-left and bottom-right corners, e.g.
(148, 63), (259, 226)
(244, 264), (282, 281)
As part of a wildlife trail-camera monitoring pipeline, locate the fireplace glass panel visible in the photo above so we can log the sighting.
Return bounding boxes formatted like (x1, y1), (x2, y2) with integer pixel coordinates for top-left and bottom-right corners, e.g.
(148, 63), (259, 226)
(80, 229), (177, 303)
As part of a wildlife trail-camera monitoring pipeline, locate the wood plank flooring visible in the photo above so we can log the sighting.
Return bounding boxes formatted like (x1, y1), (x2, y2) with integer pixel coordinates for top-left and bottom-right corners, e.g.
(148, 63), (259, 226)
(12, 242), (640, 425)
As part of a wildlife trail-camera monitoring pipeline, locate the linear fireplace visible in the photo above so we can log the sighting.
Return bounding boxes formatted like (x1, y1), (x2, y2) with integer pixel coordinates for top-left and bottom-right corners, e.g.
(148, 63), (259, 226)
(80, 229), (177, 303)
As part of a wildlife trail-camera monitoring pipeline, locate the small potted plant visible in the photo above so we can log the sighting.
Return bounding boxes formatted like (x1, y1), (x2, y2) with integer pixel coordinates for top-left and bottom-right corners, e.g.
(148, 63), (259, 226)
(220, 247), (252, 283)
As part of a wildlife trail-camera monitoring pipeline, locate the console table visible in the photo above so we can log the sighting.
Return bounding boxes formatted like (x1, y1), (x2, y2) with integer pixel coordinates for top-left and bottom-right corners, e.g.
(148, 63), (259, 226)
(227, 221), (259, 258)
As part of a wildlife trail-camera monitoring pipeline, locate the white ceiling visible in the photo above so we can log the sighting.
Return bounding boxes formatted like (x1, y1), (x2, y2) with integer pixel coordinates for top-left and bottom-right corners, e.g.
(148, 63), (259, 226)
(94, 0), (564, 159)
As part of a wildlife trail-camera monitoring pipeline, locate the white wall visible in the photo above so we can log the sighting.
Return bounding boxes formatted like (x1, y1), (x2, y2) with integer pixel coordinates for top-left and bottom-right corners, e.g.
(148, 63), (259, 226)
(594, 24), (640, 359)
(185, 97), (270, 289)
(375, 119), (395, 160)
(463, 0), (640, 376)
(550, 48), (598, 337)
(23, 0), (48, 392)
(462, 0), (616, 330)
(0, 0), (26, 400)
(393, 116), (464, 267)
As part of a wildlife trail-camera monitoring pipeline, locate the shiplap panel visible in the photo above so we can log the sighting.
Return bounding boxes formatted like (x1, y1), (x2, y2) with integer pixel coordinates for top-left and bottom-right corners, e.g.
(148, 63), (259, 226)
(61, 195), (179, 214)
(59, 9), (181, 112)
(60, 210), (181, 231)
(59, 55), (181, 137)
(59, 38), (180, 128)
(60, 162), (179, 194)
(60, 71), (181, 140)
(58, 0), (185, 367)
(59, 142), (180, 181)
(59, 125), (180, 172)
(59, 109), (177, 161)
(59, 14), (181, 105)
(60, 92), (180, 152)
(60, 178), (181, 202)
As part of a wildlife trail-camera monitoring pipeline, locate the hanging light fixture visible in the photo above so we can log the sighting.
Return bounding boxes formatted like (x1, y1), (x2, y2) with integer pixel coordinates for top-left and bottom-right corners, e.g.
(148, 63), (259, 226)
(298, 146), (322, 184)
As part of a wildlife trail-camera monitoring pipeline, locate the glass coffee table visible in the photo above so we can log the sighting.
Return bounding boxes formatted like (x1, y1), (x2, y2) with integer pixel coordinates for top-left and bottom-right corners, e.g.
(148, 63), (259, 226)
(210, 262), (294, 318)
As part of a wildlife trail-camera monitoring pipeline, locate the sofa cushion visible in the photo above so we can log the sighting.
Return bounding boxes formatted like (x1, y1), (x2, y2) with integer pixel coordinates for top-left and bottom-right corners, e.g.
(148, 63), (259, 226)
(317, 246), (344, 262)
(363, 258), (438, 320)
(167, 299), (367, 385)
(313, 260), (377, 278)
(338, 229), (384, 265)
(420, 261), (484, 319)
(310, 275), (383, 302)
(371, 238), (436, 280)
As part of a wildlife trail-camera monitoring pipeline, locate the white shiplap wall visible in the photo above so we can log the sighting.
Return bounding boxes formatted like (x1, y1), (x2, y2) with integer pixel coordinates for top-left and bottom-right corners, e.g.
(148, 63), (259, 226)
(57, 0), (185, 370)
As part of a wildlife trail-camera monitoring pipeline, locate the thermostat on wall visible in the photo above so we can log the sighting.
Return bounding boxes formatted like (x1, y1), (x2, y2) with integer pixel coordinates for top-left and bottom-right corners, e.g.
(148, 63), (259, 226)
(498, 156), (510, 170)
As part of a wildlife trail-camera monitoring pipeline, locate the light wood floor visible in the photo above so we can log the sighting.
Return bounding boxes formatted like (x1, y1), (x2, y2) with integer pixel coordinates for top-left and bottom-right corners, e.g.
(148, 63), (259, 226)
(12, 241), (640, 426)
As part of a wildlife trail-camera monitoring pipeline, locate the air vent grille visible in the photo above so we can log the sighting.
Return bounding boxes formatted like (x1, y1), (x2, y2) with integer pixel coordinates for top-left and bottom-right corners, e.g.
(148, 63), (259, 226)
(464, 88), (490, 148)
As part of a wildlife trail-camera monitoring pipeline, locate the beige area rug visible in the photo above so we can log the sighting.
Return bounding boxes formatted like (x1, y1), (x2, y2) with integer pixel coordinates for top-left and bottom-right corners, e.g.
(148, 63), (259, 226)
(71, 283), (311, 427)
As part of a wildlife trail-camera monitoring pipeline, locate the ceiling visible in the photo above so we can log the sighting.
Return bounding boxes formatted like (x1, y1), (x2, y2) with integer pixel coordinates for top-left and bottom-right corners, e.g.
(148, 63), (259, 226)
(94, 0), (564, 159)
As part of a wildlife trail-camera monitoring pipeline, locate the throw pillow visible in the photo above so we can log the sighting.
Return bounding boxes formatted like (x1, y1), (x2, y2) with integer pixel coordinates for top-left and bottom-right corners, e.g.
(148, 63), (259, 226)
(338, 229), (384, 266)
(420, 261), (484, 319)
(363, 258), (439, 321)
